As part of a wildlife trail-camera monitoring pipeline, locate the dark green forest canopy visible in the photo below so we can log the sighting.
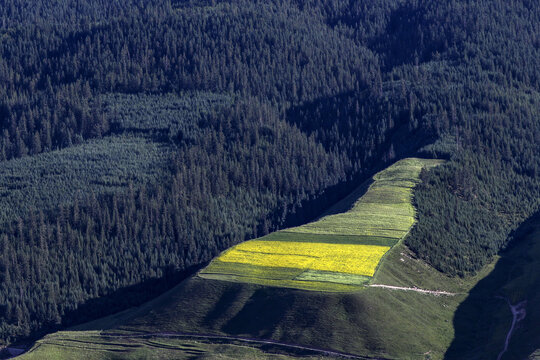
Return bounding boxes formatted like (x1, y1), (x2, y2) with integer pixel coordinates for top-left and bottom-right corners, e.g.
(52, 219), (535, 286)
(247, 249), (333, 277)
(0, 0), (538, 344)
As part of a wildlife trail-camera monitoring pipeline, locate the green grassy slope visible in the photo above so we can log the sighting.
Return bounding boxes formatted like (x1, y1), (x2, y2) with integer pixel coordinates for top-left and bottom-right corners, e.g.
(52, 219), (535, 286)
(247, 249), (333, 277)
(286, 159), (434, 237)
(200, 158), (443, 291)
(21, 241), (496, 360)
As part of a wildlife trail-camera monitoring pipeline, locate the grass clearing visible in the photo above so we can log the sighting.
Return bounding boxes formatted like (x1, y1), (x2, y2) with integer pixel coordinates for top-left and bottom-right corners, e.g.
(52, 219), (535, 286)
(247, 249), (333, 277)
(24, 159), (540, 360)
(201, 158), (444, 291)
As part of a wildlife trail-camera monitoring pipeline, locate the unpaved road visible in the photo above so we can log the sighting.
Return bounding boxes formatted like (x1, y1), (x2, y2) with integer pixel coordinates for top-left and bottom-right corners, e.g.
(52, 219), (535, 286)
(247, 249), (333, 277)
(98, 331), (385, 359)
(368, 284), (458, 296)
(496, 297), (526, 360)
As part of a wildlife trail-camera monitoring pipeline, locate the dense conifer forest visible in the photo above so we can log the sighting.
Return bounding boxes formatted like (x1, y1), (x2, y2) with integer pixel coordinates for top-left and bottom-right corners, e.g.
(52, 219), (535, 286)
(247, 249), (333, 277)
(0, 0), (538, 344)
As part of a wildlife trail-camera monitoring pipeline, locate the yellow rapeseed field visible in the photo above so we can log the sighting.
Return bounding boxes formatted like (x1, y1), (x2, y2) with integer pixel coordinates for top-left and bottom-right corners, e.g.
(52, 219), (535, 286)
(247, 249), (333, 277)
(218, 240), (390, 277)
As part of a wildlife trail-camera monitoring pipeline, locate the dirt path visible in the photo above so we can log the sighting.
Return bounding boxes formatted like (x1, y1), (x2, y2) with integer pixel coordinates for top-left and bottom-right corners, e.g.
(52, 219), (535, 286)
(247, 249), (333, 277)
(496, 297), (527, 360)
(368, 284), (458, 296)
(99, 331), (385, 359)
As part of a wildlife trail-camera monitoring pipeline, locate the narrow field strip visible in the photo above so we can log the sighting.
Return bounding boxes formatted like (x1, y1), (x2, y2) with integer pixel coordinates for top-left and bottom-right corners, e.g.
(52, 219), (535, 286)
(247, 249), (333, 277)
(200, 158), (444, 291)
(264, 232), (399, 246)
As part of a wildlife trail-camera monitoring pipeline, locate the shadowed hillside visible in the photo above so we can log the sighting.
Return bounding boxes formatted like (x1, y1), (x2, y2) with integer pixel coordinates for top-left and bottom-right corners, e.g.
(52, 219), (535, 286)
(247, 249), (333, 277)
(446, 212), (540, 359)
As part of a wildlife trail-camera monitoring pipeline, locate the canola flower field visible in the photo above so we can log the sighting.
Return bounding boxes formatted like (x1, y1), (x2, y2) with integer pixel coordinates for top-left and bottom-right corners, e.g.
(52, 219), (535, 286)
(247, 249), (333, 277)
(218, 241), (390, 277)
(200, 158), (443, 291)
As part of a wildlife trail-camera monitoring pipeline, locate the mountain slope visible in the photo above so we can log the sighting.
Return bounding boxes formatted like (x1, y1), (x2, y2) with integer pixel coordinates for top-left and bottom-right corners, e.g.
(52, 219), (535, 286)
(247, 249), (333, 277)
(19, 246), (492, 360)
(24, 211), (540, 359)
(0, 0), (539, 351)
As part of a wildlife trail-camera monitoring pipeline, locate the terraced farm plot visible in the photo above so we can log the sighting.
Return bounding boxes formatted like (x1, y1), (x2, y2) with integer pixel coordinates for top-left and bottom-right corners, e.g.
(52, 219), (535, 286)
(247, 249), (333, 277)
(200, 158), (443, 291)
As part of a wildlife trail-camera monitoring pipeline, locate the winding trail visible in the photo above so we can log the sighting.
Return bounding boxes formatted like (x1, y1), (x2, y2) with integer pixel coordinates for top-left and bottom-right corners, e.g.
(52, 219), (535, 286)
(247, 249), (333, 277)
(496, 297), (527, 360)
(93, 331), (386, 359)
(368, 284), (458, 296)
